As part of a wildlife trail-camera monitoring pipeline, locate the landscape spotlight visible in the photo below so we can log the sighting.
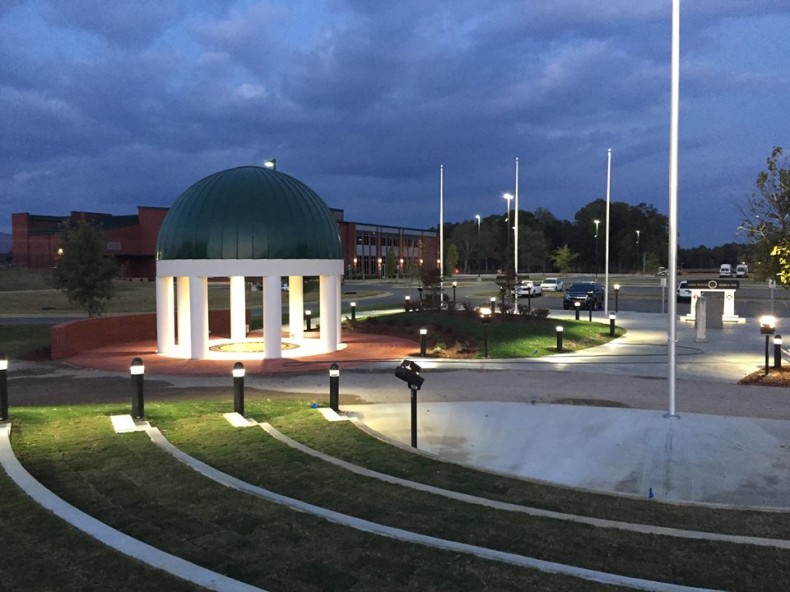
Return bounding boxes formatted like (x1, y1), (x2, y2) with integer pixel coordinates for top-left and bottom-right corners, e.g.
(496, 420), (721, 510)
(394, 360), (424, 449)
(394, 359), (424, 390)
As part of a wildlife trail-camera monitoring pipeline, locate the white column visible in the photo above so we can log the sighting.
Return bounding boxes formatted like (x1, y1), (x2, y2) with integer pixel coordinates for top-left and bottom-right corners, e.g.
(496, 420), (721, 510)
(189, 276), (208, 360)
(229, 275), (246, 341)
(263, 275), (282, 359)
(156, 276), (175, 354)
(288, 275), (304, 340)
(176, 276), (191, 352)
(723, 290), (737, 318)
(336, 275), (342, 347)
(320, 274), (339, 352)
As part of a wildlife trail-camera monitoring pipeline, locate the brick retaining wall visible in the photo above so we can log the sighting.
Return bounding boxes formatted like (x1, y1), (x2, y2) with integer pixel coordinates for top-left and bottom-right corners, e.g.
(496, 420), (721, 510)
(51, 310), (238, 359)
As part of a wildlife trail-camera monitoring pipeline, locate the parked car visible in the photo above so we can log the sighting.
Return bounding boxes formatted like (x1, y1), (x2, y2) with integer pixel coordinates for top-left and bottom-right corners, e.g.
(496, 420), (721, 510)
(513, 280), (542, 298)
(562, 282), (604, 310)
(677, 280), (691, 302)
(539, 277), (564, 292)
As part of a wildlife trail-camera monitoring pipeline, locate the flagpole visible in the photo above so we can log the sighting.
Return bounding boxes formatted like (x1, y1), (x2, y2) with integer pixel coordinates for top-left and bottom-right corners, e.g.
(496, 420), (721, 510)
(667, 0), (680, 418)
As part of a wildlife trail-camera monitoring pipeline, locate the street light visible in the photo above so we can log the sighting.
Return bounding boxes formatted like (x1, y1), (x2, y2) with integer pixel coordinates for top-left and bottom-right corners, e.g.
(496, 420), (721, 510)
(504, 193), (514, 272)
(635, 230), (641, 273)
(593, 219), (600, 277)
(475, 214), (482, 280)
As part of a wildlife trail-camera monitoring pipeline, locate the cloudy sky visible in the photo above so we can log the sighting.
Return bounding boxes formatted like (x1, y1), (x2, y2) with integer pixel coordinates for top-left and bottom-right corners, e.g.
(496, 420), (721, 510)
(2, 1), (788, 248)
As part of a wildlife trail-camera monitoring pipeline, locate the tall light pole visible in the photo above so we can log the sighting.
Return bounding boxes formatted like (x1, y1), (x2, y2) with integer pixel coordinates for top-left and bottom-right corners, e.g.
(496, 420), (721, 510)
(636, 230), (641, 273)
(604, 148), (612, 316)
(514, 158), (519, 278)
(503, 193), (514, 272)
(439, 165), (444, 300)
(475, 214), (482, 280)
(593, 219), (600, 278)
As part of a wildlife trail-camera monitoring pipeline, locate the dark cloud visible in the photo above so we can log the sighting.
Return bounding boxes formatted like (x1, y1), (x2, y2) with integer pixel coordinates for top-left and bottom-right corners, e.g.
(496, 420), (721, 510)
(1, 1), (788, 247)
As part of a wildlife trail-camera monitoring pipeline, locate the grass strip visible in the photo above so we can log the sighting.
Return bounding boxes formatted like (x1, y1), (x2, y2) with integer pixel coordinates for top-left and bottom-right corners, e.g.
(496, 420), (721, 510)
(0, 462), (201, 591)
(267, 404), (790, 540)
(10, 403), (626, 592)
(155, 401), (790, 591)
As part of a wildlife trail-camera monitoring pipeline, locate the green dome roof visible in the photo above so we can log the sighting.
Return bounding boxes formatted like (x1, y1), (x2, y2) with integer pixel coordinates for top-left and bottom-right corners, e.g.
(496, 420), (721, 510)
(156, 166), (342, 260)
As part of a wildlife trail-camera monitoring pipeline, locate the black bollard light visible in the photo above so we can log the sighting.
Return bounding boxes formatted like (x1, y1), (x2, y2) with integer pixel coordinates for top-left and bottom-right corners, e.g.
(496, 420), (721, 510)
(350, 301), (357, 322)
(489, 296), (496, 316)
(452, 281), (457, 312)
(613, 283), (621, 314)
(419, 327), (428, 357)
(555, 326), (564, 352)
(232, 362), (245, 416)
(760, 316), (776, 376)
(418, 286), (423, 304)
(480, 305), (492, 358)
(574, 300), (581, 320)
(0, 353), (8, 422)
(130, 357), (145, 419)
(588, 304), (593, 322)
(404, 295), (411, 312)
(609, 313), (616, 336)
(305, 309), (312, 332)
(329, 363), (340, 412)
(775, 335), (783, 370)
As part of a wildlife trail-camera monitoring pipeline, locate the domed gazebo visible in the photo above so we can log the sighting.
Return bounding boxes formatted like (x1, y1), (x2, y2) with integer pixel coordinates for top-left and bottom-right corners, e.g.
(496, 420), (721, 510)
(155, 165), (344, 360)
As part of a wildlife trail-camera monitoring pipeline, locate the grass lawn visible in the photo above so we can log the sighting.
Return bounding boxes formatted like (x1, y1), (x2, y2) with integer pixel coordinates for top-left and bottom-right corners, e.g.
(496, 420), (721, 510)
(9, 403), (624, 592)
(6, 400), (790, 591)
(0, 324), (52, 359)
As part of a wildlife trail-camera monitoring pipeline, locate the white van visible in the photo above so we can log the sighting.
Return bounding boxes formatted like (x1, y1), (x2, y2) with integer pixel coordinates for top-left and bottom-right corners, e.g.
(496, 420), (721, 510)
(735, 264), (749, 278)
(719, 264), (732, 278)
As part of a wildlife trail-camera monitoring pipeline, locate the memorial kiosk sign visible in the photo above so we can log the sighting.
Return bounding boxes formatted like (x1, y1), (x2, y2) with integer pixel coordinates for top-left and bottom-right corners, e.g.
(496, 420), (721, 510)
(681, 279), (744, 324)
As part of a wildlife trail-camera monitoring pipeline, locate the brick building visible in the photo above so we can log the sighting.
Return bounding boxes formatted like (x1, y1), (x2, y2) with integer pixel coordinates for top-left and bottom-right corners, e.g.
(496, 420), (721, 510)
(12, 206), (437, 280)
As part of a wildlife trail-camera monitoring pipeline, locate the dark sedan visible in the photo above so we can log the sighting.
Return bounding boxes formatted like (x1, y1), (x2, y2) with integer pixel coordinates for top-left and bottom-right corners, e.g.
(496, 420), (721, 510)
(562, 282), (604, 310)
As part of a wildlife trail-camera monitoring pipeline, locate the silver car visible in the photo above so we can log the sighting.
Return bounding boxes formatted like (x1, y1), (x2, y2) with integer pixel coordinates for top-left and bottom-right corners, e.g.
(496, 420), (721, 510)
(539, 277), (564, 292)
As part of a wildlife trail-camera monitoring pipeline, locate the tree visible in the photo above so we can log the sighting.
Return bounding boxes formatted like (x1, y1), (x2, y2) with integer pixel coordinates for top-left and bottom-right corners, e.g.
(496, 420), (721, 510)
(739, 146), (790, 282)
(444, 243), (459, 277)
(385, 249), (397, 278)
(53, 221), (121, 316)
(551, 244), (578, 274)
